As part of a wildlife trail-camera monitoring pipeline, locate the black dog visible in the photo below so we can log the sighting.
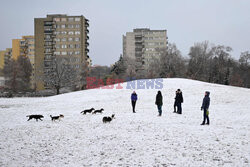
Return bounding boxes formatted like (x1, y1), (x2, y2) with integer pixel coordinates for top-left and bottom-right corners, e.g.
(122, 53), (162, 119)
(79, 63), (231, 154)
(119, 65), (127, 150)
(27, 115), (44, 121)
(50, 114), (64, 121)
(102, 114), (115, 123)
(92, 108), (104, 114)
(81, 108), (95, 115)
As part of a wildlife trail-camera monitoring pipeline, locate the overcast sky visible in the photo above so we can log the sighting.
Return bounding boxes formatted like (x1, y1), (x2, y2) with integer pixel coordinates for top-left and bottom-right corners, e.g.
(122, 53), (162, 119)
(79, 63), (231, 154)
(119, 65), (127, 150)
(0, 0), (250, 65)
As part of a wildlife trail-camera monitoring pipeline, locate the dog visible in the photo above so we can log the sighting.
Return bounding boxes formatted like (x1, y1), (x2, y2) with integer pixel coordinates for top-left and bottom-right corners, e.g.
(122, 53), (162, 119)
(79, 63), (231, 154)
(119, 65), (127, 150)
(92, 108), (104, 114)
(50, 114), (64, 121)
(81, 108), (95, 115)
(27, 115), (44, 121)
(102, 114), (115, 123)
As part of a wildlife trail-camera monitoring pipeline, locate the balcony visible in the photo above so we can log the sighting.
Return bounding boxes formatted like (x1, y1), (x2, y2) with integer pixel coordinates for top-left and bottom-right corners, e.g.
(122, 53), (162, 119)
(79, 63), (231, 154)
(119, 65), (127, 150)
(85, 48), (89, 53)
(85, 22), (89, 27)
(44, 30), (53, 34)
(85, 29), (89, 33)
(44, 38), (52, 42)
(44, 21), (53, 26)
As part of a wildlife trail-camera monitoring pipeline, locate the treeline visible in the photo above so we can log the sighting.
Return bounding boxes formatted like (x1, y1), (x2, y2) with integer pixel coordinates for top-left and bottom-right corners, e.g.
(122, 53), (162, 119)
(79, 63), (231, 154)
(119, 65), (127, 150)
(111, 41), (250, 88)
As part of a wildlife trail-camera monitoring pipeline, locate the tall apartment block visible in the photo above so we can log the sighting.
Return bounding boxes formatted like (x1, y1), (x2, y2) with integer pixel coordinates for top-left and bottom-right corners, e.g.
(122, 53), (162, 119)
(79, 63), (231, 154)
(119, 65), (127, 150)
(34, 14), (89, 91)
(12, 36), (35, 88)
(0, 48), (12, 73)
(0, 51), (6, 72)
(123, 28), (168, 70)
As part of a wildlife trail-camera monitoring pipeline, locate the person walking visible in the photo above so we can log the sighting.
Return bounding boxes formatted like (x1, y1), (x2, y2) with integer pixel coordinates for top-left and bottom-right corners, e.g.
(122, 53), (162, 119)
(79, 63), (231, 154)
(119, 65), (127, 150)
(176, 89), (183, 114)
(201, 91), (210, 125)
(131, 91), (137, 113)
(173, 91), (178, 113)
(155, 91), (163, 116)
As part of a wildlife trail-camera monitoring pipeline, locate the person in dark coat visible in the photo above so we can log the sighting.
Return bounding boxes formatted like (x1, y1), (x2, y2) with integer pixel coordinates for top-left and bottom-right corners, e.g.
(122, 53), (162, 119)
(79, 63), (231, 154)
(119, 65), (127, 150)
(131, 91), (137, 113)
(173, 91), (178, 113)
(155, 91), (163, 116)
(201, 91), (210, 125)
(175, 89), (183, 114)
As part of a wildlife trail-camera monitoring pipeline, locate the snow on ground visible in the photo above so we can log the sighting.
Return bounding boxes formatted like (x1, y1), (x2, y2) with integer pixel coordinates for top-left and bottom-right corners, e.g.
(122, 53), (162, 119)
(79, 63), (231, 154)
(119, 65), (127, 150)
(0, 78), (250, 167)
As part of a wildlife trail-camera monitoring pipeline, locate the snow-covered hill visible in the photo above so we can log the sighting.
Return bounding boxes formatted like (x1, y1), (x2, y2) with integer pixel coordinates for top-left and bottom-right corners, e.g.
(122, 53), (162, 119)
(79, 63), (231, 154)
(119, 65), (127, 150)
(0, 78), (250, 167)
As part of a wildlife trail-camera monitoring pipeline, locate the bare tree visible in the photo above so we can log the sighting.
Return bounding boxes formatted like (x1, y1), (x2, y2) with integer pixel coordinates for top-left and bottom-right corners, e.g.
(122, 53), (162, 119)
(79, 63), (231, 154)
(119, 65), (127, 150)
(149, 43), (186, 78)
(43, 57), (77, 95)
(187, 41), (213, 80)
(237, 51), (250, 87)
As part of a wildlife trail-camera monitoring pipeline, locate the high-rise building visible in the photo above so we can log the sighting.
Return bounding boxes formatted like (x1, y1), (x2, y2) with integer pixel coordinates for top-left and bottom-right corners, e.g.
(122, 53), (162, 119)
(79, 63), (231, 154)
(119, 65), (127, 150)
(12, 36), (35, 88)
(123, 28), (168, 70)
(0, 48), (12, 71)
(34, 14), (89, 91)
(0, 51), (5, 71)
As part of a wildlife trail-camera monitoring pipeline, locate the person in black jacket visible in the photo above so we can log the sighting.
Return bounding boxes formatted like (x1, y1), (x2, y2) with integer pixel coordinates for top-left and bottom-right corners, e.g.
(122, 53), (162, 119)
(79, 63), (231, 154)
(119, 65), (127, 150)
(155, 91), (163, 116)
(201, 91), (210, 125)
(173, 91), (178, 113)
(175, 89), (183, 114)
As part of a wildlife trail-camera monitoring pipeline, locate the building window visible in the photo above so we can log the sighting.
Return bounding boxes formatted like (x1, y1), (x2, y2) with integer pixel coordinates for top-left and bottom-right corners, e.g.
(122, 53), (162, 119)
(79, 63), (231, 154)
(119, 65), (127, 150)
(75, 17), (81, 21)
(54, 51), (60, 55)
(75, 51), (80, 55)
(68, 24), (74, 28)
(55, 45), (60, 49)
(68, 51), (74, 55)
(55, 38), (60, 42)
(68, 37), (73, 41)
(68, 31), (74, 35)
(75, 37), (80, 41)
(54, 31), (60, 35)
(44, 27), (52, 31)
(61, 45), (67, 49)
(68, 18), (74, 22)
(61, 38), (67, 42)
(61, 31), (67, 35)
(45, 55), (52, 59)
(75, 44), (80, 48)
(75, 31), (80, 35)
(61, 24), (66, 28)
(61, 18), (67, 22)
(61, 52), (67, 55)
(45, 41), (52, 45)
(45, 48), (51, 52)
(69, 44), (74, 48)
(75, 24), (80, 28)
(45, 35), (51, 39)
(53, 18), (60, 22)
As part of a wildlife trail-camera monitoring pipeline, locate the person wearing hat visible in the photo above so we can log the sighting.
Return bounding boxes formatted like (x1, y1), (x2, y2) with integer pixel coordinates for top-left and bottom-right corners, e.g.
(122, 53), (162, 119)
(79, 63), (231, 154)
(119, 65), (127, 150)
(131, 91), (138, 113)
(201, 91), (210, 125)
(175, 89), (183, 114)
(155, 91), (163, 116)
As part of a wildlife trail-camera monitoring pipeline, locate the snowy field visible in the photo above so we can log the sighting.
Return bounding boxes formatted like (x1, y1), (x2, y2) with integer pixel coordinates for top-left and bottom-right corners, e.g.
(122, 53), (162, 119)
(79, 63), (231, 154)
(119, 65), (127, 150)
(0, 78), (250, 167)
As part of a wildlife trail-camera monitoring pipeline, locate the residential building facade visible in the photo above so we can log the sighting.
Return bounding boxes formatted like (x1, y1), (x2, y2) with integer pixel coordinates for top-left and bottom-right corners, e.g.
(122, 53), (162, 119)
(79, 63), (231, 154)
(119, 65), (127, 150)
(123, 28), (168, 70)
(0, 51), (5, 72)
(12, 36), (35, 88)
(34, 14), (89, 91)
